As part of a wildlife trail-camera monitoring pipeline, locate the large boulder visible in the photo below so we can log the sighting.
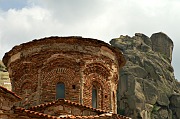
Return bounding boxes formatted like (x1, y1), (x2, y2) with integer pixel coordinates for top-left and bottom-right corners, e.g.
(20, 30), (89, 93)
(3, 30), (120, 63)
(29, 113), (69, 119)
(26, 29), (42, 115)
(170, 94), (180, 108)
(110, 32), (180, 119)
(170, 94), (180, 118)
(150, 32), (173, 62)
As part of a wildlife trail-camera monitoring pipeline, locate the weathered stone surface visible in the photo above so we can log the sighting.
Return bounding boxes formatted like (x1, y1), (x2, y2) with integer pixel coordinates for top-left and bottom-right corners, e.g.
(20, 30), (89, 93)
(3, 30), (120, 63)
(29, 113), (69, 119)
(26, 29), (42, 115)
(0, 61), (6, 72)
(150, 32), (173, 62)
(0, 86), (21, 119)
(135, 33), (152, 46)
(170, 94), (180, 108)
(128, 66), (148, 78)
(174, 108), (180, 119)
(143, 80), (158, 105)
(111, 32), (180, 119)
(158, 109), (170, 119)
(0, 61), (11, 90)
(3, 36), (126, 113)
(157, 92), (170, 107)
(0, 36), (130, 119)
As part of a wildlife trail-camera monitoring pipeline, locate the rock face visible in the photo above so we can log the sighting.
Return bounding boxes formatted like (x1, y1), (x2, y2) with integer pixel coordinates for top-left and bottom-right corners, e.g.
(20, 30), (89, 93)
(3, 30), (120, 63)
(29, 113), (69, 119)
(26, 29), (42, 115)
(0, 60), (6, 72)
(151, 32), (173, 62)
(110, 32), (180, 119)
(0, 61), (11, 90)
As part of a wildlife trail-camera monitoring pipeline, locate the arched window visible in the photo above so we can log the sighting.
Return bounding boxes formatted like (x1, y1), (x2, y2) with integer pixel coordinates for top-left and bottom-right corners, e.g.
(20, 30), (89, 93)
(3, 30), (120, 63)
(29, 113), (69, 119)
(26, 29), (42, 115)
(21, 82), (32, 96)
(92, 86), (97, 108)
(56, 82), (65, 99)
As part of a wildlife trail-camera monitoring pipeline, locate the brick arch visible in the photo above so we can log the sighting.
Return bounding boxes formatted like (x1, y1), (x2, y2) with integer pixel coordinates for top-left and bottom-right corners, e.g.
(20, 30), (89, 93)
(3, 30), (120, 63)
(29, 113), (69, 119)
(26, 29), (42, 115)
(92, 80), (103, 108)
(21, 81), (32, 90)
(84, 74), (105, 90)
(20, 78), (37, 98)
(40, 56), (80, 102)
(10, 60), (38, 96)
(40, 67), (80, 103)
(47, 73), (72, 90)
(83, 73), (111, 111)
(42, 57), (80, 73)
(19, 74), (37, 86)
(14, 74), (37, 96)
(92, 81), (102, 90)
(83, 63), (111, 79)
(42, 67), (75, 82)
(20, 81), (33, 98)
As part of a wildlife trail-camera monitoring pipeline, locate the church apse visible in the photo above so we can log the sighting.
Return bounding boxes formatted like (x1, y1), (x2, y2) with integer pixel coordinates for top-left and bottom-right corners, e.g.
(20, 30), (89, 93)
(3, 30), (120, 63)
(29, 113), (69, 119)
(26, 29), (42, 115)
(2, 36), (125, 113)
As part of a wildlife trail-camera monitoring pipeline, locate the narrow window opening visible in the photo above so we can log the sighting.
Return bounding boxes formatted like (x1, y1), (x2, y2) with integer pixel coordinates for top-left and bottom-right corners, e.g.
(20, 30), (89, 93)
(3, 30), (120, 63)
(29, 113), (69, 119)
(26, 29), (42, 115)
(92, 86), (97, 108)
(56, 82), (65, 99)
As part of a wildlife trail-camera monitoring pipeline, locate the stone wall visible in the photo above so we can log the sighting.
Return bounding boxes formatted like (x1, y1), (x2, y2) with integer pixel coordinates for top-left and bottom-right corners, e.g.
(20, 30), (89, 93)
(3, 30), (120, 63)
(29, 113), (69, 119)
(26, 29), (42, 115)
(0, 95), (13, 119)
(3, 36), (125, 113)
(0, 86), (21, 119)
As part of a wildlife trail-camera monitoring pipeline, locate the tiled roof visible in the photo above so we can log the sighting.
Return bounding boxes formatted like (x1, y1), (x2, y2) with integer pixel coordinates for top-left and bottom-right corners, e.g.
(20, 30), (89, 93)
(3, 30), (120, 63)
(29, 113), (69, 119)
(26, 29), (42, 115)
(15, 107), (131, 119)
(15, 107), (62, 119)
(29, 99), (106, 114)
(28, 99), (131, 119)
(0, 85), (21, 101)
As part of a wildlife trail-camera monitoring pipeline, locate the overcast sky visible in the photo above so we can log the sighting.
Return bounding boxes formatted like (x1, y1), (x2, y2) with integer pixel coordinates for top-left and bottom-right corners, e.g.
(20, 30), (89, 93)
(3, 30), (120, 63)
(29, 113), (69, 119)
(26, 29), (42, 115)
(0, 0), (180, 81)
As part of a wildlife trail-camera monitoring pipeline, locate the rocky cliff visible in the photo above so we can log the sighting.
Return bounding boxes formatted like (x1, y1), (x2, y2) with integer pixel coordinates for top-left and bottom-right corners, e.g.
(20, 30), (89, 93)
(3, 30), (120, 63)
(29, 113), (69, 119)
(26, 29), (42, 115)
(0, 60), (6, 72)
(110, 32), (180, 119)
(0, 61), (11, 90)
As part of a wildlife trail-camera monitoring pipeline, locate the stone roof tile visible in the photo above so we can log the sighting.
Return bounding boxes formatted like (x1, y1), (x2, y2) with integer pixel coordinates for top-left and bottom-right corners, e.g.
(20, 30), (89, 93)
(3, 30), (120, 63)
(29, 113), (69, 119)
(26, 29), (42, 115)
(0, 85), (21, 101)
(15, 107), (61, 119)
(28, 99), (131, 119)
(30, 99), (106, 114)
(15, 106), (132, 119)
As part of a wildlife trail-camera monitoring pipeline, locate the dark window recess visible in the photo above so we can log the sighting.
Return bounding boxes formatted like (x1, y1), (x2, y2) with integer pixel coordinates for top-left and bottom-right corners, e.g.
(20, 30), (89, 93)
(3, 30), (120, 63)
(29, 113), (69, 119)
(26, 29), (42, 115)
(56, 82), (65, 99)
(72, 85), (76, 89)
(92, 86), (97, 108)
(105, 95), (107, 98)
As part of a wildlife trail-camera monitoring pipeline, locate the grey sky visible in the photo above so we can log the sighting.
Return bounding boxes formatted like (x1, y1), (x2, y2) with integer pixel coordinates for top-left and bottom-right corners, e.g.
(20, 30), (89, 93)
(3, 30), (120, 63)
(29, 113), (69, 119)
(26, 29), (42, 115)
(0, 0), (180, 81)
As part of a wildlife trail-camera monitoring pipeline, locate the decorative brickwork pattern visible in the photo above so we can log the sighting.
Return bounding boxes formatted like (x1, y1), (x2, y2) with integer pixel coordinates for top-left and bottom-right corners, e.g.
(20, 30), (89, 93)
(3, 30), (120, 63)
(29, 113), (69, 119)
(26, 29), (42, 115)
(3, 36), (126, 114)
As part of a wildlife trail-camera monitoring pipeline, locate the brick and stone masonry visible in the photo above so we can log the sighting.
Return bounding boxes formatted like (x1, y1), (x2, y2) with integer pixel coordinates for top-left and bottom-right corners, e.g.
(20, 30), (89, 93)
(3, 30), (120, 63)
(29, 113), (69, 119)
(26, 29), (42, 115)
(3, 36), (126, 113)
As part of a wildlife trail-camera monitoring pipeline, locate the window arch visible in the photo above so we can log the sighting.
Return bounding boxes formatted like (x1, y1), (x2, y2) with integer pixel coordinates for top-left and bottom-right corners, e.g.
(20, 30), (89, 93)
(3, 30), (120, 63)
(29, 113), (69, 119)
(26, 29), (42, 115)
(21, 81), (32, 95)
(92, 85), (98, 108)
(56, 82), (65, 99)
